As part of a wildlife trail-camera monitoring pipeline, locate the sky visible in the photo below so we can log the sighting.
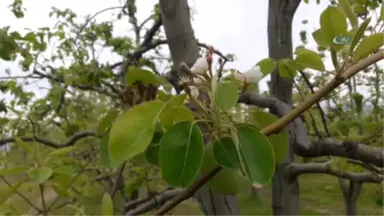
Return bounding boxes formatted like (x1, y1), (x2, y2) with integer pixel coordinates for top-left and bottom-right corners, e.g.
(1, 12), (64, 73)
(0, 0), (329, 98)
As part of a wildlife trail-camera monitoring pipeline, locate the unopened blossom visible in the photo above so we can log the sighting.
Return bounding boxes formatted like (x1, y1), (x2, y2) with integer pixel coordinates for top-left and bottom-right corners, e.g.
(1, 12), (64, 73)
(190, 57), (209, 75)
(234, 66), (263, 84)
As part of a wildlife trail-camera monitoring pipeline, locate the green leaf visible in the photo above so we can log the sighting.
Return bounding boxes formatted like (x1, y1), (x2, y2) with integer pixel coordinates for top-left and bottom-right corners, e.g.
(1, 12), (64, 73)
(145, 131), (163, 165)
(294, 50), (325, 71)
(252, 111), (288, 163)
(125, 66), (159, 85)
(201, 144), (251, 195)
(349, 18), (371, 54)
(256, 58), (276, 75)
(320, 6), (347, 48)
(212, 137), (240, 169)
(277, 60), (297, 78)
(97, 109), (120, 136)
(28, 167), (53, 184)
(235, 125), (275, 185)
(352, 93), (364, 114)
(108, 100), (166, 167)
(208, 169), (250, 195)
(353, 33), (384, 61)
(312, 29), (330, 48)
(101, 193), (114, 216)
(214, 82), (239, 111)
(0, 166), (28, 176)
(159, 122), (204, 187)
(339, 0), (358, 28)
(100, 133), (111, 167)
(160, 94), (195, 129)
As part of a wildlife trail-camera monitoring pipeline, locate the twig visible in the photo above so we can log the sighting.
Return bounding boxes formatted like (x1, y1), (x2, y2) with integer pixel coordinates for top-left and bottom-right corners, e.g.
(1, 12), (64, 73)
(298, 70), (331, 136)
(111, 161), (127, 197)
(286, 161), (383, 183)
(0, 176), (42, 213)
(39, 184), (47, 216)
(0, 130), (96, 148)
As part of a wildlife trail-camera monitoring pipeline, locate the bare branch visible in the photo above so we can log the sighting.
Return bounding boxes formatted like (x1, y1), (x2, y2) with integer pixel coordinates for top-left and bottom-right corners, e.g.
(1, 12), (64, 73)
(125, 189), (182, 215)
(0, 130), (96, 148)
(286, 161), (383, 183)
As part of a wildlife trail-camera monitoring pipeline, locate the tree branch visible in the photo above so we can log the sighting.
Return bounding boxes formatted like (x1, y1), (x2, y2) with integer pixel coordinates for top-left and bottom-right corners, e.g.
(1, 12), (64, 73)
(0, 130), (96, 148)
(125, 189), (182, 215)
(286, 161), (383, 183)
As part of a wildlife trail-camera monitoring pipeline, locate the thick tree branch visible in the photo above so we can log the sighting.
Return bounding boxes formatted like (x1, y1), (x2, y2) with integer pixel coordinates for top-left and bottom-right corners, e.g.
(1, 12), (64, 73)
(286, 161), (383, 183)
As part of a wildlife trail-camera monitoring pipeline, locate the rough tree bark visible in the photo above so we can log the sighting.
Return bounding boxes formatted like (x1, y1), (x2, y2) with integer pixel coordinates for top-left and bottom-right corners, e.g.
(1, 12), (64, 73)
(159, 0), (240, 215)
(267, 0), (302, 215)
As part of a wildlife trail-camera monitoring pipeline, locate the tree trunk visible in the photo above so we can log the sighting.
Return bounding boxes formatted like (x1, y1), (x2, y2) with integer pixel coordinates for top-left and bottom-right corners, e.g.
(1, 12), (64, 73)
(159, 0), (240, 215)
(267, 0), (302, 215)
(339, 178), (362, 215)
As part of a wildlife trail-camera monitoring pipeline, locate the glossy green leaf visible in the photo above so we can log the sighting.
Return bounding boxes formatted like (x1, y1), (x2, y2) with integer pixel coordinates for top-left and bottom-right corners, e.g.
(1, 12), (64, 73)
(256, 58), (276, 75)
(252, 111), (288, 163)
(201, 143), (251, 195)
(320, 6), (347, 47)
(125, 66), (159, 85)
(101, 193), (114, 216)
(295, 51), (325, 71)
(0, 165), (28, 176)
(108, 100), (166, 167)
(28, 167), (53, 184)
(214, 82), (239, 111)
(353, 33), (384, 61)
(349, 18), (371, 53)
(97, 109), (119, 136)
(99, 133), (111, 167)
(159, 122), (204, 187)
(339, 0), (358, 28)
(212, 137), (240, 169)
(235, 125), (275, 185)
(160, 94), (194, 129)
(312, 29), (330, 48)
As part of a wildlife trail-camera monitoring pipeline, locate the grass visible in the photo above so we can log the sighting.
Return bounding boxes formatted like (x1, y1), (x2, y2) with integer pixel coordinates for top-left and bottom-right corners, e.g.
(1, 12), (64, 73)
(168, 174), (383, 215)
(1, 172), (382, 215)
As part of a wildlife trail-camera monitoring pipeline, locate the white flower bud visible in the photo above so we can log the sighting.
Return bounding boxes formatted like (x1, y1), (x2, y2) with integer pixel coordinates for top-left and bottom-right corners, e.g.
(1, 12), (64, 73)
(190, 57), (209, 75)
(235, 66), (264, 84)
